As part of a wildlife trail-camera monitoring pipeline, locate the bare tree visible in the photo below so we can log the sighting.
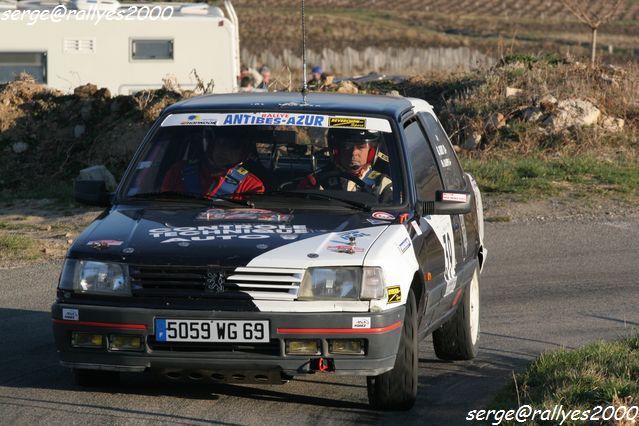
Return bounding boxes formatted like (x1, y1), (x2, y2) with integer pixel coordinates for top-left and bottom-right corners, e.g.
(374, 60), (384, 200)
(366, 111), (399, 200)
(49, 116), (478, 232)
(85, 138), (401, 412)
(560, 0), (624, 65)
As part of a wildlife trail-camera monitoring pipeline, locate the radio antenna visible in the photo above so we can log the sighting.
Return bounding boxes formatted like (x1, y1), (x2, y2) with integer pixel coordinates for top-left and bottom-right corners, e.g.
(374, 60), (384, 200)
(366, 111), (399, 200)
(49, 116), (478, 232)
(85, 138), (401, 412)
(301, 0), (308, 103)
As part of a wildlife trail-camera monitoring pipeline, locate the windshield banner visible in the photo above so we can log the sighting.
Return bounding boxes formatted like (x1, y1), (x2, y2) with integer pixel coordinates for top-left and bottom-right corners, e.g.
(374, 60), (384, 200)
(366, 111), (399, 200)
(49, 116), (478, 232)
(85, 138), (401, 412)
(161, 112), (392, 133)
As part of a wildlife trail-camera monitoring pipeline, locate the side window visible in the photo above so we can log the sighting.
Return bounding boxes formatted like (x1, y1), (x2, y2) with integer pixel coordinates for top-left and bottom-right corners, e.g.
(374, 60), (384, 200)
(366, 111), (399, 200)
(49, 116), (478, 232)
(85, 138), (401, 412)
(403, 120), (443, 201)
(131, 39), (174, 60)
(421, 113), (465, 190)
(0, 52), (47, 84)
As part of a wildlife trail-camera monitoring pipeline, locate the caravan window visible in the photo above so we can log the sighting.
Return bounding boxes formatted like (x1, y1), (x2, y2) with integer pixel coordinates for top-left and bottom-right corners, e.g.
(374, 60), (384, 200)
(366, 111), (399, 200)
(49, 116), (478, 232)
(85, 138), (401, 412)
(131, 40), (173, 60)
(0, 52), (47, 84)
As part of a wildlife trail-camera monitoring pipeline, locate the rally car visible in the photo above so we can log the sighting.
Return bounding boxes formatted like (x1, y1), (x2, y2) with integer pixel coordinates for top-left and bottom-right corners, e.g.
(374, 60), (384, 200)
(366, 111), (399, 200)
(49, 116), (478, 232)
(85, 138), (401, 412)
(52, 92), (486, 410)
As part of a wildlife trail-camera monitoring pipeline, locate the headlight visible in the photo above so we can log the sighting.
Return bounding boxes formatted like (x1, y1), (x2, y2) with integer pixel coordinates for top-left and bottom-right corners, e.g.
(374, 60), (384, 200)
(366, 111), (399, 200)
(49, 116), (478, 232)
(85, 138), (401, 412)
(298, 267), (384, 301)
(58, 259), (130, 296)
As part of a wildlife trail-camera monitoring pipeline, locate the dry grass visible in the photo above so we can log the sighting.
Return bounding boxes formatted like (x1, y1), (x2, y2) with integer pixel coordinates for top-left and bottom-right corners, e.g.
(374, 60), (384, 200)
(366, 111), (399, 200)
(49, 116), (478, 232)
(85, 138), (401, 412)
(491, 333), (639, 425)
(0, 235), (41, 262)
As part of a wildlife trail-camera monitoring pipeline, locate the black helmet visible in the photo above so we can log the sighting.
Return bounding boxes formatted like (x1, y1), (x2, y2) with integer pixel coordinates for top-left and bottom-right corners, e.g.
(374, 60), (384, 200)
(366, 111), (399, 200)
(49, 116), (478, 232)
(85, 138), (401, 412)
(328, 128), (381, 146)
(328, 129), (381, 164)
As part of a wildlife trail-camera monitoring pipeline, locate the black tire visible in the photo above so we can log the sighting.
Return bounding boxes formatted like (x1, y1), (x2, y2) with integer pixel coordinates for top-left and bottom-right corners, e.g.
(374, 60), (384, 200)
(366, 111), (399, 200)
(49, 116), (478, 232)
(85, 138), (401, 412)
(73, 369), (120, 387)
(367, 290), (418, 411)
(432, 267), (480, 361)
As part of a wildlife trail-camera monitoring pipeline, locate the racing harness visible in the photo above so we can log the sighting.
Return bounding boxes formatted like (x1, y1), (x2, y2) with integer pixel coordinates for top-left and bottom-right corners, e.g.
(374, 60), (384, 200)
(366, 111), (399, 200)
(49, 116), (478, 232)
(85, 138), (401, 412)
(360, 169), (384, 189)
(322, 167), (386, 191)
(181, 161), (251, 197)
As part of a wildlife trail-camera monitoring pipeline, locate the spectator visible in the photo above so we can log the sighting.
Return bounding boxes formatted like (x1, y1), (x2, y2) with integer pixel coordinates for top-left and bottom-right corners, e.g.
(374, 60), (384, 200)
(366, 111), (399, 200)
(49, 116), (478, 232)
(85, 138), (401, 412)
(256, 66), (272, 91)
(307, 65), (325, 90)
(238, 64), (262, 88)
(239, 75), (254, 92)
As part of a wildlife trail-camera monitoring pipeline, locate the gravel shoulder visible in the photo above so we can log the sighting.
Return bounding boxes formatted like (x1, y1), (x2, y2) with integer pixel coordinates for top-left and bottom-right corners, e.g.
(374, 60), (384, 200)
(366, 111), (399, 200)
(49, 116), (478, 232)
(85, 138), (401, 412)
(484, 194), (639, 223)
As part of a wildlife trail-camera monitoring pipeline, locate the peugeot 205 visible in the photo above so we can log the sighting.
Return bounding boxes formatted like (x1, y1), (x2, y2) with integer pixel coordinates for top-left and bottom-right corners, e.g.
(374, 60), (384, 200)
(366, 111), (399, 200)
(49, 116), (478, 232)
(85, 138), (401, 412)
(52, 93), (486, 410)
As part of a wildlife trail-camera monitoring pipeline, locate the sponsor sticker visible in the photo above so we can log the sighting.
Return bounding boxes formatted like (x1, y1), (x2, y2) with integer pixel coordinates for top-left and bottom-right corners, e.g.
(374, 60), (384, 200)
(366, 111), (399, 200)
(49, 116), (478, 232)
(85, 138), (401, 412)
(224, 113), (326, 127)
(424, 215), (458, 297)
(87, 240), (123, 249)
(441, 192), (468, 202)
(372, 211), (395, 221)
(336, 230), (370, 241)
(377, 152), (389, 162)
(197, 208), (291, 222)
(436, 145), (447, 156)
(327, 244), (364, 254)
(445, 279), (457, 297)
(180, 114), (218, 126)
(161, 112), (393, 133)
(367, 218), (390, 225)
(441, 158), (452, 168)
(149, 224), (317, 244)
(410, 220), (423, 236)
(352, 317), (371, 329)
(62, 308), (79, 321)
(398, 237), (411, 253)
(329, 117), (366, 128)
(387, 286), (401, 304)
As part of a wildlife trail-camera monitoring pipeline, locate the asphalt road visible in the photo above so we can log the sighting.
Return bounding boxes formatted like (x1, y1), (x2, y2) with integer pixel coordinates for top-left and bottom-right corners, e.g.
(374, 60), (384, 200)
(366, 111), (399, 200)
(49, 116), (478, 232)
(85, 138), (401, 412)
(1, 217), (638, 425)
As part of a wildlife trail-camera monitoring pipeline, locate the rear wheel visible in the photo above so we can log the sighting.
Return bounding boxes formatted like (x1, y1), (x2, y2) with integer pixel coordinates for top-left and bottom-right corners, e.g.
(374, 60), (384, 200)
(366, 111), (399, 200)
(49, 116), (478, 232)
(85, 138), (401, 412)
(432, 267), (480, 360)
(73, 369), (120, 387)
(367, 290), (418, 411)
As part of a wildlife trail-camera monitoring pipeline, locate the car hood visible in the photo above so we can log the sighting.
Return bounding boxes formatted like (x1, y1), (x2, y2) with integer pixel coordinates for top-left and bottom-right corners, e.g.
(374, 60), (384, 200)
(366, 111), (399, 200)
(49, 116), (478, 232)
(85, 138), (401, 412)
(70, 205), (397, 267)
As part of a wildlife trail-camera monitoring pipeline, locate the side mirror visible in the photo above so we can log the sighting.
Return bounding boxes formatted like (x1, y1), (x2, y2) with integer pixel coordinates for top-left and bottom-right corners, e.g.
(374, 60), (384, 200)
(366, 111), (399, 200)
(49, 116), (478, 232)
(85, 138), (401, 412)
(420, 190), (473, 216)
(74, 180), (111, 207)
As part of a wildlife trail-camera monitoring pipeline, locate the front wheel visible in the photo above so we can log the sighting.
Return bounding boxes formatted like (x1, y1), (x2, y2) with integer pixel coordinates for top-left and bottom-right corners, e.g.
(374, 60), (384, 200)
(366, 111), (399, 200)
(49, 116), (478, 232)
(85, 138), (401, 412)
(432, 266), (480, 360)
(367, 290), (418, 411)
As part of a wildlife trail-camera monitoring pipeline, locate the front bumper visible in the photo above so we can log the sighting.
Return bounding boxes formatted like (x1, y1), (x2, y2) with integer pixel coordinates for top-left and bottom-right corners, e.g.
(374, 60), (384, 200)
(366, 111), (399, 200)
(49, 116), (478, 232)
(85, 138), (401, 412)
(51, 302), (404, 378)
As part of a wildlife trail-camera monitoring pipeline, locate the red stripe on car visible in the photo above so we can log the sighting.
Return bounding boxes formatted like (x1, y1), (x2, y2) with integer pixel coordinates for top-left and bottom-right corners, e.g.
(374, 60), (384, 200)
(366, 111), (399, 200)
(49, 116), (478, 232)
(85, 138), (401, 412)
(52, 319), (147, 330)
(452, 288), (464, 306)
(277, 321), (402, 334)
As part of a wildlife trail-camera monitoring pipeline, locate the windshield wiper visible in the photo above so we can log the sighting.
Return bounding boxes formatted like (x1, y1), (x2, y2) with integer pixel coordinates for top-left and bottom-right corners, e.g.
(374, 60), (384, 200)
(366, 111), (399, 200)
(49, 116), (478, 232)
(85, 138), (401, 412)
(125, 191), (254, 207)
(212, 195), (255, 208)
(256, 190), (371, 211)
(127, 191), (211, 203)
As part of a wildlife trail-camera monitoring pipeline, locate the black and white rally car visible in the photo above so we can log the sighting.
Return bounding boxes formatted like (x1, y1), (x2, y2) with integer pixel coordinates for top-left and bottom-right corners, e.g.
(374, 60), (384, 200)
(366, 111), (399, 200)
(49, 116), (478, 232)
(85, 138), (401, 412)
(52, 93), (486, 410)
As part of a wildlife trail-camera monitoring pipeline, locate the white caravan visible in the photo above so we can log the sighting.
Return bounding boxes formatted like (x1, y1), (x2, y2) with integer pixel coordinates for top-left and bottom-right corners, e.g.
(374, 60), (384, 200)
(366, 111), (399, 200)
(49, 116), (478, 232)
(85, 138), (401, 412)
(0, 0), (240, 94)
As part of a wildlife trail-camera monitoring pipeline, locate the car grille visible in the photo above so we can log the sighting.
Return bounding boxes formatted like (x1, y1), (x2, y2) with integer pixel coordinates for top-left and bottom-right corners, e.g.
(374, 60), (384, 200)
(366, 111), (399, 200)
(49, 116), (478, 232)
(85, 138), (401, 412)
(147, 337), (281, 355)
(130, 265), (304, 300)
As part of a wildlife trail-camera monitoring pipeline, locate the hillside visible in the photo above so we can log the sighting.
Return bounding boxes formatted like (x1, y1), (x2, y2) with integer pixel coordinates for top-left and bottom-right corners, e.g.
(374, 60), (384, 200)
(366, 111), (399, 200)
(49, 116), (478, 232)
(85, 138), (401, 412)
(234, 0), (639, 69)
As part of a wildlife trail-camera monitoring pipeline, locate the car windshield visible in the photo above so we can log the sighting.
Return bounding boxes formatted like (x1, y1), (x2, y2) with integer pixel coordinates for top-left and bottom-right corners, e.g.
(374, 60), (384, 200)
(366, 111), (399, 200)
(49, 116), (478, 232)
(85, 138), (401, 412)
(120, 112), (404, 207)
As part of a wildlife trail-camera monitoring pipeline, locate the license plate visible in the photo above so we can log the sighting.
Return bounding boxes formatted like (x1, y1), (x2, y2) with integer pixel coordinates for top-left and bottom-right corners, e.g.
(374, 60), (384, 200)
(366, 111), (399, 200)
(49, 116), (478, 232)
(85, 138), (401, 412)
(155, 319), (269, 343)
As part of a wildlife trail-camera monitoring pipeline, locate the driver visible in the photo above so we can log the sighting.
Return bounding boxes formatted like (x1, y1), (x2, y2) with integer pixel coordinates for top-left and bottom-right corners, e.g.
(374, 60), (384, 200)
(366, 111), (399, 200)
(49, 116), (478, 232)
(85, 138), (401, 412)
(299, 128), (392, 200)
(161, 130), (265, 198)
